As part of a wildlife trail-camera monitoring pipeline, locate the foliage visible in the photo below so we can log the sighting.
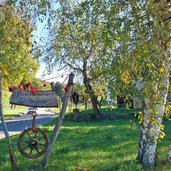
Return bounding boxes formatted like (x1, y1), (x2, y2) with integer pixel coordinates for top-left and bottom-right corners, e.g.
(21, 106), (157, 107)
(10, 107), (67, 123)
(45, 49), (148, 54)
(1, 0), (170, 169)
(45, 1), (115, 115)
(2, 91), (11, 106)
(64, 107), (137, 122)
(31, 78), (52, 90)
(78, 0), (170, 103)
(0, 3), (38, 89)
(52, 81), (65, 97)
(9, 78), (52, 93)
(72, 82), (107, 109)
(52, 1), (106, 74)
(72, 83), (90, 103)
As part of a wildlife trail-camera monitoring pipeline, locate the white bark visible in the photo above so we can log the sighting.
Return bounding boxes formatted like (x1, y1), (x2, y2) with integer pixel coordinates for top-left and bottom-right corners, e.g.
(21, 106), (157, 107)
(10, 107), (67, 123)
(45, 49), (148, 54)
(137, 42), (171, 168)
(168, 145), (171, 161)
(166, 29), (171, 161)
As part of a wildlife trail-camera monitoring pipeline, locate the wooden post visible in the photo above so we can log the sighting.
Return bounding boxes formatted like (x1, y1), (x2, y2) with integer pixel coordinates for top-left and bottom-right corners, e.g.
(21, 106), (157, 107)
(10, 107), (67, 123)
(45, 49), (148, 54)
(42, 72), (74, 169)
(0, 72), (18, 171)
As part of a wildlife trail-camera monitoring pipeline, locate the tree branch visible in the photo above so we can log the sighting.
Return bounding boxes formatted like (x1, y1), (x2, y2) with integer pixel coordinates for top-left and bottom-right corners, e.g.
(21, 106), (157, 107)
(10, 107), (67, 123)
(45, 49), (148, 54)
(64, 59), (83, 73)
(162, 15), (171, 22)
(89, 71), (104, 81)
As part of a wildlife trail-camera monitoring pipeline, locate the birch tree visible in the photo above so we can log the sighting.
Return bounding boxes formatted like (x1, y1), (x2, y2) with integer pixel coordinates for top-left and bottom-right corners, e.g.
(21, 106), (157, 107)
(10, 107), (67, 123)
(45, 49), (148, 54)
(69, 0), (170, 168)
(102, 0), (171, 168)
(48, 1), (112, 117)
(134, 1), (170, 168)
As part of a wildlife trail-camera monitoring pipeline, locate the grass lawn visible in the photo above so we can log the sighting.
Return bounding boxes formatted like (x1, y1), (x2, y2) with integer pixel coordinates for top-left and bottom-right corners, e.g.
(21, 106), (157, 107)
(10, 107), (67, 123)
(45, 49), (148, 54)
(2, 91), (27, 120)
(0, 108), (171, 171)
(2, 106), (27, 120)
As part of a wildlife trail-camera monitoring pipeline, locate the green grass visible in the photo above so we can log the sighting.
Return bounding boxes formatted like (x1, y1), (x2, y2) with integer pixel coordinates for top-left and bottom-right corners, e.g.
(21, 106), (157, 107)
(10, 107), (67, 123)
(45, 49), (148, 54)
(0, 119), (139, 171)
(2, 106), (27, 120)
(44, 119), (139, 171)
(64, 107), (138, 121)
(1, 91), (27, 120)
(2, 91), (11, 106)
(1, 108), (171, 171)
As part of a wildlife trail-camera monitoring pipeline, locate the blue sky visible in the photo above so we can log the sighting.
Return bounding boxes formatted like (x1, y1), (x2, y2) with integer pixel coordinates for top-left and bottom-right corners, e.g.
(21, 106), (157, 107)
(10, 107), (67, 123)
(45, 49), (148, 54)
(32, 2), (67, 83)
(33, 1), (82, 84)
(34, 22), (70, 83)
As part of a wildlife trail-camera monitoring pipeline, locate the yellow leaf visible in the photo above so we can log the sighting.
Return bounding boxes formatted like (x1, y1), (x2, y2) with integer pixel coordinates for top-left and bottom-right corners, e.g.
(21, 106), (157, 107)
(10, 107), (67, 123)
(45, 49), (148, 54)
(121, 70), (131, 84)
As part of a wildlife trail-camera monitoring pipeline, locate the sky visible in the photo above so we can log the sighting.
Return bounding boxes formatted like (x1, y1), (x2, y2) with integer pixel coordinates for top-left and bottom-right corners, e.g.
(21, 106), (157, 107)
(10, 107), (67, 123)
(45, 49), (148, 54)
(32, 1), (82, 84)
(34, 21), (71, 84)
(32, 2), (69, 83)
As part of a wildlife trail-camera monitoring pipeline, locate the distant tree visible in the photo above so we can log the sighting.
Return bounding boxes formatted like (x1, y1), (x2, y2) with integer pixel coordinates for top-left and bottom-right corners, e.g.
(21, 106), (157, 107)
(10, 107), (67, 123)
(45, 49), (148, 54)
(72, 83), (90, 110)
(97, 0), (170, 168)
(48, 1), (111, 118)
(91, 81), (107, 109)
(31, 78), (51, 91)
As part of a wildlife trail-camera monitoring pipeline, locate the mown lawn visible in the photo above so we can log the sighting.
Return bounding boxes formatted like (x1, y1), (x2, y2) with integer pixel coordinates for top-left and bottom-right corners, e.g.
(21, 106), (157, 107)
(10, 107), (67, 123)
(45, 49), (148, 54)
(2, 106), (27, 120)
(2, 91), (27, 120)
(0, 109), (171, 171)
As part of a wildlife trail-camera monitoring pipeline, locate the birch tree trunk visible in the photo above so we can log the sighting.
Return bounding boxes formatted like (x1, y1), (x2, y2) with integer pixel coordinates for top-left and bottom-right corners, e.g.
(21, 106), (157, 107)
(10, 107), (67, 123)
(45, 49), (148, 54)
(0, 72), (18, 171)
(166, 32), (171, 161)
(136, 0), (171, 167)
(42, 72), (74, 169)
(137, 51), (171, 168)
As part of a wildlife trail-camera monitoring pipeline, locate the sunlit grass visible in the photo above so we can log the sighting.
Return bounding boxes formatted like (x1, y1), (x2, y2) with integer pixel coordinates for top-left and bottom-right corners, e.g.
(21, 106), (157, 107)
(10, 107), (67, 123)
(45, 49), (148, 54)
(0, 109), (171, 170)
(3, 106), (27, 120)
(42, 119), (139, 171)
(1, 91), (27, 120)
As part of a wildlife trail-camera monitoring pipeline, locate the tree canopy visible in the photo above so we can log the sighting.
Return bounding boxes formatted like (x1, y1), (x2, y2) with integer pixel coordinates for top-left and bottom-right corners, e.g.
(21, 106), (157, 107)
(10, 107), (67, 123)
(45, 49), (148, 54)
(48, 0), (170, 168)
(0, 3), (38, 88)
(0, 0), (170, 169)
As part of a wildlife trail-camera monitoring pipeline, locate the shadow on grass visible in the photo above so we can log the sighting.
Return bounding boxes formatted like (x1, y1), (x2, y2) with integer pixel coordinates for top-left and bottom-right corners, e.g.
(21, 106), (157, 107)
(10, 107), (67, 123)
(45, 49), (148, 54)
(1, 118), (171, 170)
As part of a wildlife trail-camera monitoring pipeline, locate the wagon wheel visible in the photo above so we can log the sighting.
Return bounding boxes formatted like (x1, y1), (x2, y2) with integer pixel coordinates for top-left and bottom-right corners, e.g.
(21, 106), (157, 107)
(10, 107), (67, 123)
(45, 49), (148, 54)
(18, 128), (48, 159)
